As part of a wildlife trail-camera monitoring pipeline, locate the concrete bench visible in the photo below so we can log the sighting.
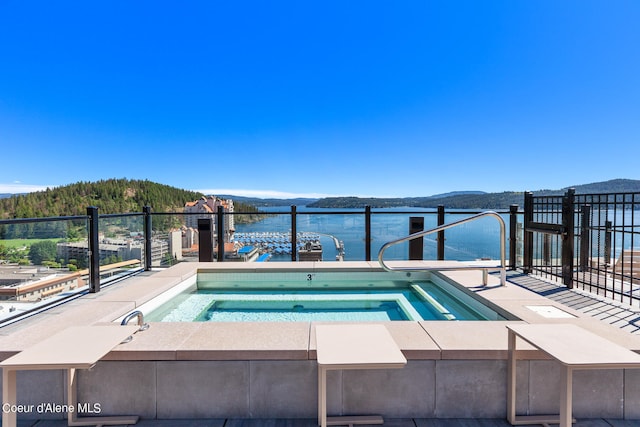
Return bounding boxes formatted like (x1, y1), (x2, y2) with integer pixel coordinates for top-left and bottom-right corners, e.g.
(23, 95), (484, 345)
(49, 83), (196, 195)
(506, 323), (640, 427)
(1, 325), (139, 427)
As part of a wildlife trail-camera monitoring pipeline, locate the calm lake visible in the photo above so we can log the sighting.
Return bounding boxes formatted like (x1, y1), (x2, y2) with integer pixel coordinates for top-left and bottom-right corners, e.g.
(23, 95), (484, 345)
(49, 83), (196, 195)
(234, 207), (510, 262)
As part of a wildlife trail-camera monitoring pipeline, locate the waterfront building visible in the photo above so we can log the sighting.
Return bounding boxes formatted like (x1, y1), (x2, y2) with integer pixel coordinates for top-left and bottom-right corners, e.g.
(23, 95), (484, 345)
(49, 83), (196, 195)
(184, 196), (235, 242)
(56, 237), (173, 267)
(181, 226), (198, 250)
(0, 266), (82, 301)
(298, 241), (323, 261)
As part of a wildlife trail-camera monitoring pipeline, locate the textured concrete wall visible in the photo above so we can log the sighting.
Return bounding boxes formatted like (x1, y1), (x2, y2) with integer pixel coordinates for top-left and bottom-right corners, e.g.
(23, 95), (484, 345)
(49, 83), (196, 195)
(528, 361), (625, 419)
(5, 359), (639, 420)
(2, 369), (65, 420)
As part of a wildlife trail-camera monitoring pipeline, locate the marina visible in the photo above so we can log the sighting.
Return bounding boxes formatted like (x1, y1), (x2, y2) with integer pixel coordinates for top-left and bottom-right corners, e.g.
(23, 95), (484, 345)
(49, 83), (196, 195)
(232, 231), (328, 260)
(234, 207), (504, 262)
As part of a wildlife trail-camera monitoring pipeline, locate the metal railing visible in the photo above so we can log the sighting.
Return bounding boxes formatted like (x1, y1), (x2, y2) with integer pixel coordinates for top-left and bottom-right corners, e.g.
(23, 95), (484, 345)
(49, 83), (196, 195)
(524, 189), (640, 306)
(378, 211), (507, 286)
(0, 203), (524, 326)
(0, 205), (520, 313)
(219, 205), (520, 265)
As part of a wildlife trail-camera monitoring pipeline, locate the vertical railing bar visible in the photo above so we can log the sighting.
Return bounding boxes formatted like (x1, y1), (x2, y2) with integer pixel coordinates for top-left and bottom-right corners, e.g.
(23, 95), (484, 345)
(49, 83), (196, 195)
(291, 205), (297, 262)
(593, 195), (598, 292)
(365, 205), (371, 262)
(143, 206), (152, 271)
(587, 196), (593, 291)
(611, 194), (619, 300)
(523, 192), (533, 274)
(631, 193), (636, 306)
(87, 206), (100, 293)
(545, 197), (549, 276)
(598, 196), (609, 295)
(599, 194), (606, 292)
(552, 197), (555, 275)
(509, 204), (518, 270)
(591, 195), (598, 292)
(437, 205), (445, 261)
(567, 189), (575, 288)
(620, 193), (626, 303)
(588, 196), (596, 292)
(543, 197), (547, 275)
(217, 206), (225, 262)
(580, 205), (590, 273)
(544, 197), (549, 276)
(584, 198), (590, 290)
(535, 198), (539, 274)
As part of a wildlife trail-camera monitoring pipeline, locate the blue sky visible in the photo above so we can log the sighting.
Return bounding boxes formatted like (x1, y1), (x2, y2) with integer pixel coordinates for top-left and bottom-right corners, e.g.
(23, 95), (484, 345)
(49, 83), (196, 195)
(1, 1), (639, 198)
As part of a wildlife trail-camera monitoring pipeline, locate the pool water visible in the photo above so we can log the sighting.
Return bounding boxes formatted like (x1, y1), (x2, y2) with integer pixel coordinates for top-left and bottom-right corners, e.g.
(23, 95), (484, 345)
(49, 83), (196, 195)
(144, 273), (507, 322)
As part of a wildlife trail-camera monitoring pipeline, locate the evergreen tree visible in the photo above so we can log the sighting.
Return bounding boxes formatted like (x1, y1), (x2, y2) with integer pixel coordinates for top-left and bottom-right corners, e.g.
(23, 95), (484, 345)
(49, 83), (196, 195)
(28, 240), (58, 265)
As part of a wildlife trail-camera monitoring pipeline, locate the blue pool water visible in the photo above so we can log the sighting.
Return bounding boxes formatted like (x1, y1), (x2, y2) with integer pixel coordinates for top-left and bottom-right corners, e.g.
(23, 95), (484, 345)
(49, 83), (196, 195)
(144, 271), (507, 322)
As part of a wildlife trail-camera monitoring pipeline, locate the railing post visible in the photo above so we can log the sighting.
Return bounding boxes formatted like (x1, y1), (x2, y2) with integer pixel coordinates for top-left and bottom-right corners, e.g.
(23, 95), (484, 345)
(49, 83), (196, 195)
(198, 218), (214, 262)
(437, 205), (445, 260)
(543, 235), (551, 265)
(291, 205), (297, 261)
(562, 188), (575, 288)
(579, 205), (591, 272)
(87, 206), (100, 293)
(604, 220), (612, 266)
(217, 205), (225, 262)
(143, 206), (152, 270)
(409, 216), (424, 260)
(365, 205), (372, 261)
(523, 192), (533, 273)
(509, 204), (518, 270)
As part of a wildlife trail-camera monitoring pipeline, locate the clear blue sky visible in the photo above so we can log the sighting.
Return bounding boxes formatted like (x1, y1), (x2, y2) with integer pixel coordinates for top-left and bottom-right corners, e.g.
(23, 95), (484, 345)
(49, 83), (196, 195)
(1, 1), (639, 198)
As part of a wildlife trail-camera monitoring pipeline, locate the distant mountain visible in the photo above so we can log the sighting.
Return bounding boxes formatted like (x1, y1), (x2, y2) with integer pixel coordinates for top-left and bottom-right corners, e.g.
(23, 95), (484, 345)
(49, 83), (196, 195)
(307, 193), (522, 209)
(429, 191), (486, 199)
(217, 195), (319, 207)
(3, 178), (639, 217)
(307, 179), (640, 209)
(562, 179), (640, 195)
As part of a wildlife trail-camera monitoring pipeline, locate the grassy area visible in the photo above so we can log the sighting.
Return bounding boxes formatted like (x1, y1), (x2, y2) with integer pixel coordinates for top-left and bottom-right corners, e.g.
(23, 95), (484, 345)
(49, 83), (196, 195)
(0, 238), (60, 249)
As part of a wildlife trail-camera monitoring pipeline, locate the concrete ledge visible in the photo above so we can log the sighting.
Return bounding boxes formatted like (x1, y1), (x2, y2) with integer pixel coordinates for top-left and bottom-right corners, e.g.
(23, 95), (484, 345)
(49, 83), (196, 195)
(309, 321), (440, 360)
(419, 321), (545, 360)
(176, 322), (311, 361)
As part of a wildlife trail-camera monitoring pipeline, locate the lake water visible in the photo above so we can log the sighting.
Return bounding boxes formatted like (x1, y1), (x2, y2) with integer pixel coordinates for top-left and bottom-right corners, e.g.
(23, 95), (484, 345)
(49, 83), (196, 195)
(234, 207), (510, 262)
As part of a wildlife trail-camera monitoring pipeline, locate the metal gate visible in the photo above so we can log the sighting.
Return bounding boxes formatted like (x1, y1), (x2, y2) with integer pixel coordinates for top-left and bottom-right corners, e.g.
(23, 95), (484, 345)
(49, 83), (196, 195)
(524, 189), (640, 306)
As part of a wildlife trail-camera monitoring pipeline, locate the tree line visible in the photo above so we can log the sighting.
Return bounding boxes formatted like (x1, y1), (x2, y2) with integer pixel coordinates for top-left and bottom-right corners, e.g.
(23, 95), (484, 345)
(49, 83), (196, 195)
(0, 178), (205, 218)
(307, 179), (640, 209)
(0, 178), (268, 240)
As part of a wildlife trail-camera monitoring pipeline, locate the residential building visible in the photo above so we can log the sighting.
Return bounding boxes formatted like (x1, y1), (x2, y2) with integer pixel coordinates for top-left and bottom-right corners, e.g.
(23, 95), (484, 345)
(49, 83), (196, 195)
(184, 196), (235, 244)
(57, 238), (171, 267)
(0, 266), (83, 301)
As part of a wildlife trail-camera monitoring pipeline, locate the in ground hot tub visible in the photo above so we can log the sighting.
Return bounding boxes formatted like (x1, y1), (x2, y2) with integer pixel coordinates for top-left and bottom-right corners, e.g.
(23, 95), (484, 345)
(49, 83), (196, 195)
(141, 269), (508, 322)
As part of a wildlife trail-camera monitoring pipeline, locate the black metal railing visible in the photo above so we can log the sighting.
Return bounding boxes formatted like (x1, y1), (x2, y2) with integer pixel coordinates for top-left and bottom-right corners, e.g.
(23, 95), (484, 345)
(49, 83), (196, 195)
(1, 205), (522, 298)
(4, 189), (639, 319)
(524, 189), (640, 306)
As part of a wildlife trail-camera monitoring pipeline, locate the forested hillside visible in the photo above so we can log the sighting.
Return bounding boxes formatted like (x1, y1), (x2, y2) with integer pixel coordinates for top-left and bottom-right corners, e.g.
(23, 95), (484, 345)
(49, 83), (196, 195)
(0, 179), (266, 243)
(308, 179), (640, 209)
(0, 179), (203, 218)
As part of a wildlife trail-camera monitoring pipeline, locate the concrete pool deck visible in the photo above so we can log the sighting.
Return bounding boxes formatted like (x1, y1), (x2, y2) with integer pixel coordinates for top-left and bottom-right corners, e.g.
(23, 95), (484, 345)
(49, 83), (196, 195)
(2, 261), (640, 423)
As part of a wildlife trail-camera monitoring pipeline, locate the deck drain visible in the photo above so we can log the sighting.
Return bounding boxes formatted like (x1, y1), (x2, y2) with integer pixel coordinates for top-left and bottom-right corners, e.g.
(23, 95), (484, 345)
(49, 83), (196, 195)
(525, 305), (576, 319)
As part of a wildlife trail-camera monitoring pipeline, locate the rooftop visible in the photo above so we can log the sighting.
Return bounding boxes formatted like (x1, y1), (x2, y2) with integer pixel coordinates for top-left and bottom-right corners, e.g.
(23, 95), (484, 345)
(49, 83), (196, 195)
(2, 262), (640, 425)
(2, 196), (640, 425)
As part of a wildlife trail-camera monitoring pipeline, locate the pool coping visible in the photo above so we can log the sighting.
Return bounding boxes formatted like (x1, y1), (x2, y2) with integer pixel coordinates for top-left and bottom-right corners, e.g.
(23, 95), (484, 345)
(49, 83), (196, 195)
(2, 261), (640, 362)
